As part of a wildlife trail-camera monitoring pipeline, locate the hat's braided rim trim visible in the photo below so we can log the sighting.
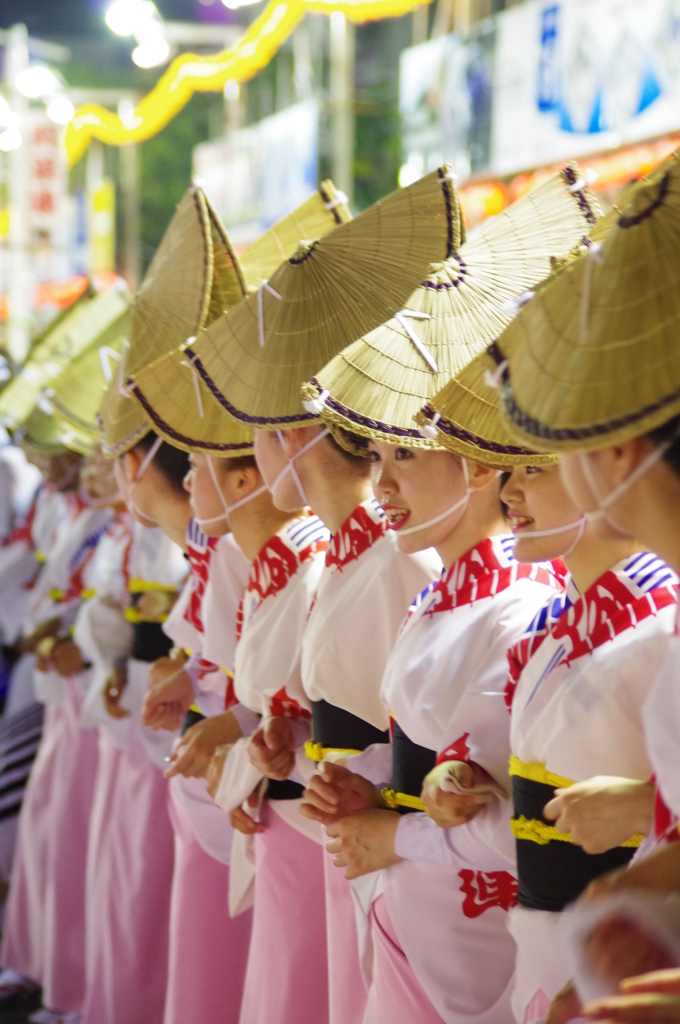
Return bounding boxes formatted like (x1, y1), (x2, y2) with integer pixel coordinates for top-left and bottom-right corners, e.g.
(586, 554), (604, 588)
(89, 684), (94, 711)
(97, 413), (150, 457)
(307, 378), (539, 457)
(188, 350), (318, 427)
(306, 377), (438, 447)
(561, 164), (599, 227)
(503, 376), (680, 444)
(185, 169), (461, 426)
(418, 402), (543, 456)
(130, 381), (254, 454)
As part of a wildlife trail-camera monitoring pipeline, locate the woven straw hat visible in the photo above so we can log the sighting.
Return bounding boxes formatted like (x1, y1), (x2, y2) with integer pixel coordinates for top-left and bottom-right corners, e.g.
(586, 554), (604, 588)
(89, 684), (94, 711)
(98, 181), (250, 457)
(126, 183), (351, 453)
(123, 185), (249, 379)
(302, 165), (599, 459)
(495, 150), (680, 452)
(45, 305), (131, 448)
(17, 407), (91, 456)
(415, 348), (558, 468)
(183, 166), (463, 429)
(240, 181), (351, 291)
(0, 286), (131, 429)
(98, 380), (150, 457)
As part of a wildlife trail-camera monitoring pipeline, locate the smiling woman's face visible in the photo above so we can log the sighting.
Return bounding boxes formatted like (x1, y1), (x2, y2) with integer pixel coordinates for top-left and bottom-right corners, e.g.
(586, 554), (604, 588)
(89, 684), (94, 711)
(501, 464), (583, 562)
(367, 440), (468, 554)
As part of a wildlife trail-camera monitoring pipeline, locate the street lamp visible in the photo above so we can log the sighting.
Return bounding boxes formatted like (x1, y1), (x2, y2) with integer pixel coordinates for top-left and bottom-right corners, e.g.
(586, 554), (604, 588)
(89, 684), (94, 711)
(15, 64), (60, 99)
(105, 0), (172, 69)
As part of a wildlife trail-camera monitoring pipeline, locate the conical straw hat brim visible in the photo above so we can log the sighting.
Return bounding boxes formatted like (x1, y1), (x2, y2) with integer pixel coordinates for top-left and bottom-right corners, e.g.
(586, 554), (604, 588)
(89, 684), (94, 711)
(496, 150), (680, 452)
(130, 349), (253, 455)
(124, 187), (247, 379)
(303, 164), (599, 452)
(239, 181), (351, 291)
(127, 183), (349, 451)
(48, 307), (131, 437)
(99, 370), (149, 457)
(19, 407), (93, 456)
(189, 166), (463, 429)
(416, 347), (557, 468)
(0, 287), (131, 428)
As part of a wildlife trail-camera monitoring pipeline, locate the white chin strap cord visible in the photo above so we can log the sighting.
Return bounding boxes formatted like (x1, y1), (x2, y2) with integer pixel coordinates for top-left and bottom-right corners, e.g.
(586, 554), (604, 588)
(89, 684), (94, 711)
(123, 436), (163, 526)
(513, 517), (586, 558)
(195, 455), (269, 529)
(396, 460), (471, 537)
(269, 427), (330, 506)
(80, 487), (124, 509)
(578, 439), (676, 537)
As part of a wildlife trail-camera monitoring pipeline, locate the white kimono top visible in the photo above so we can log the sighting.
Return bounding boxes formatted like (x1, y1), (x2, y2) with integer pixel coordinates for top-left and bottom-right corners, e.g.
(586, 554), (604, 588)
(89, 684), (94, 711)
(302, 498), (441, 740)
(354, 534), (563, 1024)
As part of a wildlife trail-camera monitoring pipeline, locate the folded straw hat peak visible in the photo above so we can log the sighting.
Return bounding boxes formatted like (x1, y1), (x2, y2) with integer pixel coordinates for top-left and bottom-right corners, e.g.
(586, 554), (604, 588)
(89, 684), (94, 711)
(302, 163), (599, 461)
(190, 164), (464, 429)
(496, 148), (680, 452)
(125, 182), (351, 453)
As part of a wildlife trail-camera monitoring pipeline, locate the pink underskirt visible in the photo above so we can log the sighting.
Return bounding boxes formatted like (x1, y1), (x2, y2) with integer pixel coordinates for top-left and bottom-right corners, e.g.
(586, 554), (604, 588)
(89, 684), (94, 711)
(363, 894), (445, 1024)
(164, 782), (252, 1024)
(324, 848), (367, 1024)
(81, 726), (175, 1024)
(0, 678), (98, 1014)
(238, 800), (329, 1024)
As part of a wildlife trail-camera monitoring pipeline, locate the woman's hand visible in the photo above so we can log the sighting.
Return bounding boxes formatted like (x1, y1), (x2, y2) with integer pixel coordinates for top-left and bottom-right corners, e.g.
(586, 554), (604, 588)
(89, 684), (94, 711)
(247, 717), (296, 781)
(50, 638), (87, 677)
(142, 654), (193, 731)
(421, 761), (487, 828)
(585, 915), (677, 989)
(229, 789), (264, 835)
(103, 665), (130, 719)
(300, 762), (383, 825)
(325, 808), (403, 879)
(165, 712), (242, 779)
(544, 778), (654, 854)
(584, 969), (680, 1022)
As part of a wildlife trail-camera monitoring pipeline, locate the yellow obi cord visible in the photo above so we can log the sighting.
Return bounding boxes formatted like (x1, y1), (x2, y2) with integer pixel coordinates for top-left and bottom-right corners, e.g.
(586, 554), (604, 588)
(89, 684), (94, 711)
(305, 740), (362, 762)
(35, 551), (47, 564)
(123, 607), (169, 624)
(509, 756), (643, 848)
(128, 578), (179, 593)
(49, 588), (64, 601)
(381, 787), (425, 813)
(510, 815), (643, 848)
(509, 755), (575, 791)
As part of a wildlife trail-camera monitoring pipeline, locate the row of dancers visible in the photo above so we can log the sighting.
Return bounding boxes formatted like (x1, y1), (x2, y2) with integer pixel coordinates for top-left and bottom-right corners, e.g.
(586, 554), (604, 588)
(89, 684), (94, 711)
(0, 148), (678, 1024)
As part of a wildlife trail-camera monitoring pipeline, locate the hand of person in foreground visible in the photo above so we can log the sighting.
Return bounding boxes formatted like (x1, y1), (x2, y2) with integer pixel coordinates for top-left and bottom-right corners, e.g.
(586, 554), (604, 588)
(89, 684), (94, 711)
(421, 760), (488, 829)
(544, 980), (583, 1024)
(584, 968), (680, 1022)
(326, 808), (403, 879)
(544, 777), (654, 855)
(300, 761), (383, 825)
(142, 654), (193, 731)
(247, 716), (296, 781)
(47, 638), (88, 677)
(229, 788), (264, 836)
(164, 712), (242, 779)
(102, 665), (130, 719)
(22, 617), (61, 654)
(585, 915), (676, 989)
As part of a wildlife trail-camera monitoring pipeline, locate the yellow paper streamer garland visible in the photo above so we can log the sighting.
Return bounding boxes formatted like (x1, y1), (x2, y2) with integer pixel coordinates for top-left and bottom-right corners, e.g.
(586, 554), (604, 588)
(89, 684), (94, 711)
(66, 0), (432, 166)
